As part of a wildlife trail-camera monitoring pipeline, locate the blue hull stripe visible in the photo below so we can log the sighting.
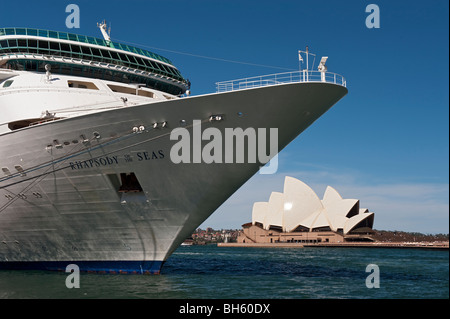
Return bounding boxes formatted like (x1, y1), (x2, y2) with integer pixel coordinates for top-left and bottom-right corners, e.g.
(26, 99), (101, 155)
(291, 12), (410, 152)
(0, 260), (164, 274)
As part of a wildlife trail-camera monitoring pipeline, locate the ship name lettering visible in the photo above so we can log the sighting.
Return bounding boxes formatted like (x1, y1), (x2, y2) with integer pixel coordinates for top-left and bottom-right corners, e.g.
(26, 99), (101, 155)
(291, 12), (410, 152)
(69, 155), (119, 170)
(136, 149), (165, 161)
(68, 150), (165, 170)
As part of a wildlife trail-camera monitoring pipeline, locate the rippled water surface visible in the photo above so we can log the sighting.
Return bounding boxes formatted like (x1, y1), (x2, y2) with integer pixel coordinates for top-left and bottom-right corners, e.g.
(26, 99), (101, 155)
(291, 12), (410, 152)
(0, 245), (448, 299)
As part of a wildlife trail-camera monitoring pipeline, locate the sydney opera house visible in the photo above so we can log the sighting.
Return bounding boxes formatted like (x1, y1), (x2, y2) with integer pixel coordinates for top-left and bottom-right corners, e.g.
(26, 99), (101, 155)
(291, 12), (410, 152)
(237, 176), (375, 244)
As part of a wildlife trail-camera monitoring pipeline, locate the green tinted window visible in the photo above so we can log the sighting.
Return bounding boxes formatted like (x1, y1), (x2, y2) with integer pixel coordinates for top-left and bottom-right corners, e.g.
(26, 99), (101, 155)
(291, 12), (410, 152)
(59, 32), (68, 40)
(68, 33), (78, 41)
(38, 30), (48, 37)
(49, 31), (58, 39)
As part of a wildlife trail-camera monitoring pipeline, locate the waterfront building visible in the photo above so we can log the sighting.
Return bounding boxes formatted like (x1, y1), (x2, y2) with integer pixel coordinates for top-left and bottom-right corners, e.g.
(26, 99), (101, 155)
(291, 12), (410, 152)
(237, 177), (375, 244)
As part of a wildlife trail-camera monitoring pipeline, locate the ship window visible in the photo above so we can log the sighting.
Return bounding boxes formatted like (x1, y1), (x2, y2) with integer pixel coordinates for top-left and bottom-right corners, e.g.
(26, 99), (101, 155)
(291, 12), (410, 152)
(59, 64), (72, 74)
(49, 41), (60, 51)
(38, 40), (49, 49)
(109, 51), (119, 60)
(86, 37), (96, 45)
(71, 66), (83, 77)
(148, 60), (158, 70)
(71, 44), (81, 53)
(118, 173), (143, 193)
(68, 80), (99, 90)
(108, 84), (134, 95)
(21, 29), (32, 36)
(60, 43), (71, 53)
(49, 31), (58, 39)
(118, 53), (129, 63)
(128, 55), (138, 65)
(152, 61), (162, 71)
(141, 58), (151, 68)
(107, 84), (155, 98)
(100, 49), (111, 59)
(28, 39), (37, 48)
(159, 64), (170, 73)
(2, 80), (13, 88)
(68, 33), (78, 41)
(17, 39), (27, 47)
(38, 29), (48, 37)
(7, 39), (17, 47)
(166, 67), (176, 76)
(81, 46), (92, 55)
(59, 32), (68, 40)
(138, 90), (155, 98)
(91, 47), (101, 57)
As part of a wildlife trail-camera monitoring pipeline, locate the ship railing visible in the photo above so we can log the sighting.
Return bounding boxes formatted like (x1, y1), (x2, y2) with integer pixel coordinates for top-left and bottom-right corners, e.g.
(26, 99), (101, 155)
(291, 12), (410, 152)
(216, 70), (346, 93)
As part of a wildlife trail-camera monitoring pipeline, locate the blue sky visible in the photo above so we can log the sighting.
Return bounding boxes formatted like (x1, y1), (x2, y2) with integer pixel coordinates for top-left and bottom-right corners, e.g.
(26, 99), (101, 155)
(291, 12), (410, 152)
(1, 0), (448, 233)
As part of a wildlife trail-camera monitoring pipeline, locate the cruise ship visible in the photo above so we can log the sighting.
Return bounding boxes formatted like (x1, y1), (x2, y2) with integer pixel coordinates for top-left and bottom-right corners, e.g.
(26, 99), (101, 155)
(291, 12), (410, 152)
(0, 24), (347, 274)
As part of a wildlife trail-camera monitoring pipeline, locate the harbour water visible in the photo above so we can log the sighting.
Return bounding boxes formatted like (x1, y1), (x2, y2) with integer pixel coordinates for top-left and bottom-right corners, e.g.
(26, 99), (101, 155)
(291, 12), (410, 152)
(0, 245), (448, 299)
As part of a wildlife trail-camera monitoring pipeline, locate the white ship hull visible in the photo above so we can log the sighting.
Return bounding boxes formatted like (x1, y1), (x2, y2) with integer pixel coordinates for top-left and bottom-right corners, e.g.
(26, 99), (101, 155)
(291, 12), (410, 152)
(0, 82), (347, 274)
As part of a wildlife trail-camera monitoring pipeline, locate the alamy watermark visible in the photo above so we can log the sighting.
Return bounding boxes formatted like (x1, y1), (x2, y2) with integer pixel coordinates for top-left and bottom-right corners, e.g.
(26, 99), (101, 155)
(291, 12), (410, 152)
(65, 264), (80, 288)
(169, 120), (279, 174)
(365, 4), (380, 29)
(365, 264), (380, 288)
(65, 4), (80, 29)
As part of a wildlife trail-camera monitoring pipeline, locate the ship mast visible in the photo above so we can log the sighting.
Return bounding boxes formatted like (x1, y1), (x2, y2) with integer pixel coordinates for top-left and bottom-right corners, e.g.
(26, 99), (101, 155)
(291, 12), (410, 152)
(97, 20), (111, 41)
(298, 46), (316, 81)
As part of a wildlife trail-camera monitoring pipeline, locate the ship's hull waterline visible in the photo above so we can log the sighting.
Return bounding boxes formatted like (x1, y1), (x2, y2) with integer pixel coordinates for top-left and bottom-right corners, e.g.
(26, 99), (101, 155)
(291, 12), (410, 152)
(0, 82), (347, 274)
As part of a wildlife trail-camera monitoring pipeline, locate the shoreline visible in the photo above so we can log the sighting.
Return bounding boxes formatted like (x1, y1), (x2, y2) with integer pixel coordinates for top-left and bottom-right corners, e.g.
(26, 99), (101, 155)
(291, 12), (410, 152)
(217, 242), (449, 250)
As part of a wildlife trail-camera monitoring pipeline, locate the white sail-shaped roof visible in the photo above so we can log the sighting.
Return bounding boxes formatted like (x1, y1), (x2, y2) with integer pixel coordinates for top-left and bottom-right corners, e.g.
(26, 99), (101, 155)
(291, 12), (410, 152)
(297, 210), (321, 229)
(252, 202), (268, 226)
(324, 198), (359, 232)
(264, 192), (284, 230)
(310, 210), (331, 230)
(344, 212), (374, 234)
(322, 186), (343, 207)
(250, 176), (375, 235)
(283, 176), (324, 232)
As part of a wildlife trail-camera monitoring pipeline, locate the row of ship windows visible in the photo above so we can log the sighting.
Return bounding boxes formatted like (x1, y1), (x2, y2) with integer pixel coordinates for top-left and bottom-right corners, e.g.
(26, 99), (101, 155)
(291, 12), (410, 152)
(69, 80), (160, 98)
(3, 60), (185, 96)
(2, 79), (170, 100)
(0, 38), (184, 81)
(0, 27), (172, 65)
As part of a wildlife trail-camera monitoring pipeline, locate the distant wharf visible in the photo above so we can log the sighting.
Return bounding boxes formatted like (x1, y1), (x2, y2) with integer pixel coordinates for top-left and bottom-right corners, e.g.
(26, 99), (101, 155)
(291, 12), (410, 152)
(218, 242), (449, 250)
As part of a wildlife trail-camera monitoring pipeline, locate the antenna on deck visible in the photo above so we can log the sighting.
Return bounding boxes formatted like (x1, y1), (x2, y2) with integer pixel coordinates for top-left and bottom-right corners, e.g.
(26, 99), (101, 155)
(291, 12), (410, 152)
(298, 46), (316, 81)
(97, 20), (111, 41)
